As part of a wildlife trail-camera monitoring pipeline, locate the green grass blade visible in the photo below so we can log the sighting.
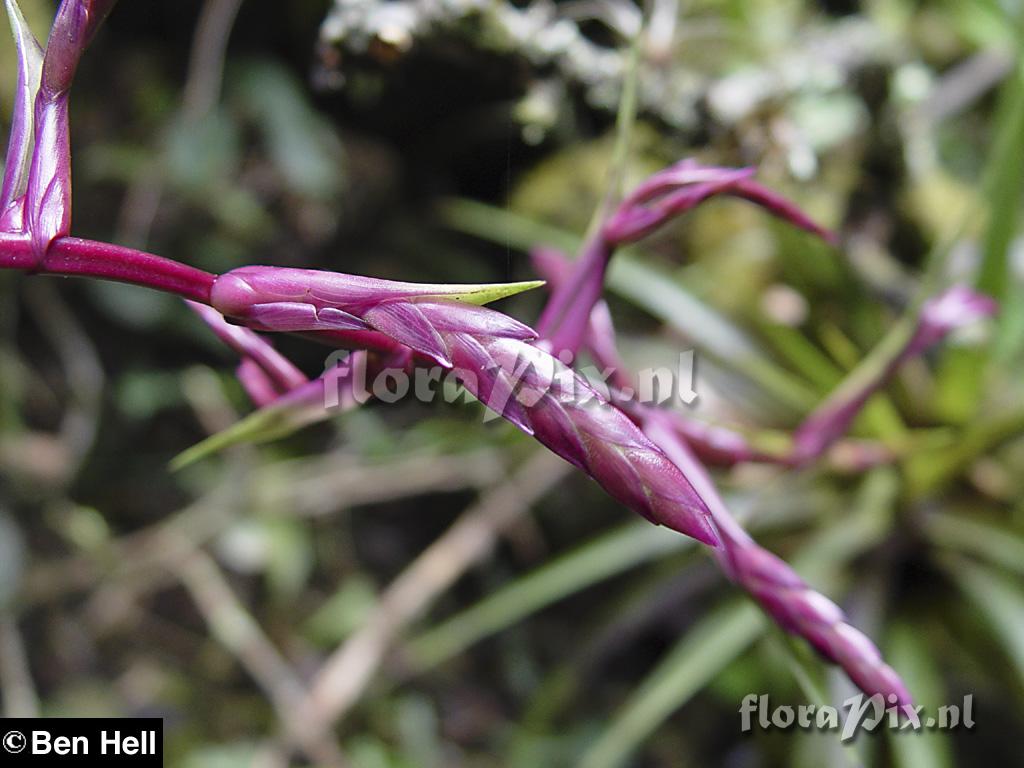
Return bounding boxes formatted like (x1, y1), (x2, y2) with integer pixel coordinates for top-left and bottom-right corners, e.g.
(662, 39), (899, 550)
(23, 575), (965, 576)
(977, 58), (1024, 300)
(924, 512), (1024, 577)
(404, 522), (693, 672)
(886, 623), (954, 768)
(763, 631), (862, 768)
(906, 406), (1024, 494)
(170, 394), (327, 470)
(577, 602), (765, 768)
(945, 557), (1024, 686)
(977, 52), (1024, 360)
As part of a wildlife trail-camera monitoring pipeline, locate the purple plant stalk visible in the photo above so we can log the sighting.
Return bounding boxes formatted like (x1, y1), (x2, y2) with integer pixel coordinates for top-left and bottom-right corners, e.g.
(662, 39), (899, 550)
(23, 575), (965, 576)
(0, 231), (216, 299)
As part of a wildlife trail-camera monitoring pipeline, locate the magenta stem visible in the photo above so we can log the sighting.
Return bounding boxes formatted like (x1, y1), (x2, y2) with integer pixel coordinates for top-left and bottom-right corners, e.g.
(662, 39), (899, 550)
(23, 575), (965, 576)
(0, 232), (412, 357)
(0, 232), (215, 302)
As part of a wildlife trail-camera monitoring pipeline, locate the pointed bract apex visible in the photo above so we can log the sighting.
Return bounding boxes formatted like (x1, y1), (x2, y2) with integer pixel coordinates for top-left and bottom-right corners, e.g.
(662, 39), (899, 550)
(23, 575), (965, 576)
(437, 279), (546, 305)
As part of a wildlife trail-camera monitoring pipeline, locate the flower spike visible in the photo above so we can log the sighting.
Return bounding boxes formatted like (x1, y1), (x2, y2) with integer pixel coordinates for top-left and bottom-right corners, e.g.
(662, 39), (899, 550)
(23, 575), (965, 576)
(538, 159), (837, 358)
(206, 266), (721, 545)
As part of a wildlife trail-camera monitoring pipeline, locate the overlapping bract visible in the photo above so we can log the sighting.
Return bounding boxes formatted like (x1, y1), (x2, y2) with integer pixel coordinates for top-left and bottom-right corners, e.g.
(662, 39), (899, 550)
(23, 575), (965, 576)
(534, 241), (932, 709)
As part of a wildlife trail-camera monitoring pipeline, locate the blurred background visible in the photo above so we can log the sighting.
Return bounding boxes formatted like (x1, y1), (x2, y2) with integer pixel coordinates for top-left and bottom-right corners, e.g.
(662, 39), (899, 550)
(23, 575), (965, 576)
(1, 0), (1023, 765)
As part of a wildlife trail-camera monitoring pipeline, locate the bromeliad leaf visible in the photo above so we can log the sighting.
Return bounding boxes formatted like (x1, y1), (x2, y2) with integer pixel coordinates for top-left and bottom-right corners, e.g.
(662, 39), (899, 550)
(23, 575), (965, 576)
(171, 355), (374, 470)
(170, 377), (337, 470)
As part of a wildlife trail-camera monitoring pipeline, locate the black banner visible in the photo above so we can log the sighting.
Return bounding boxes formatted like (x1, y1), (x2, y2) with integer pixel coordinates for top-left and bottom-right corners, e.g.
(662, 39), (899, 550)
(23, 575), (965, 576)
(0, 719), (162, 766)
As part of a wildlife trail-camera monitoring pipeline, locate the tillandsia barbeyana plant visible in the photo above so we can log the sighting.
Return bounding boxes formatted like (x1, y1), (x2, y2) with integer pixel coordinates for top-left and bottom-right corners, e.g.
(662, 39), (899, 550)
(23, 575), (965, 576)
(0, 0), (1005, 748)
